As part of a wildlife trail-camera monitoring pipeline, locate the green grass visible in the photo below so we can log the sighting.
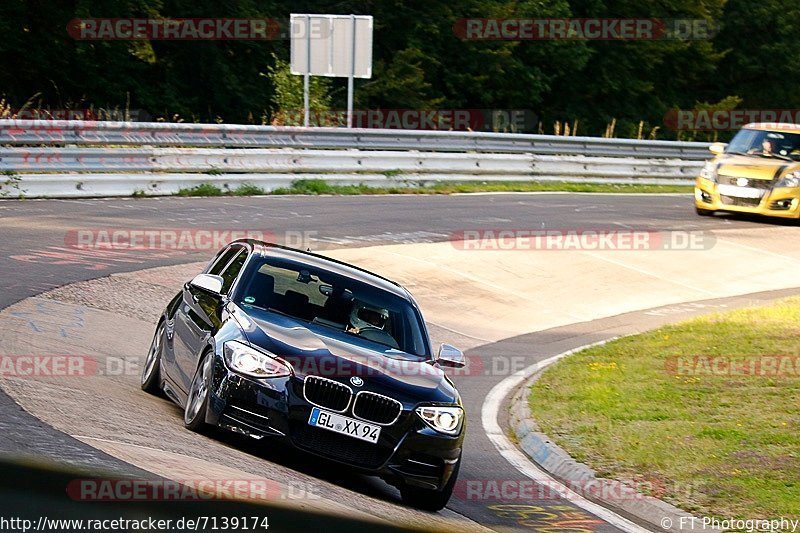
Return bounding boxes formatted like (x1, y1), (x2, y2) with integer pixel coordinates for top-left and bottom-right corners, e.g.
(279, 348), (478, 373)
(174, 183), (266, 197)
(270, 179), (692, 195)
(529, 297), (800, 519)
(176, 183), (226, 197)
(232, 183), (267, 196)
(168, 179), (690, 197)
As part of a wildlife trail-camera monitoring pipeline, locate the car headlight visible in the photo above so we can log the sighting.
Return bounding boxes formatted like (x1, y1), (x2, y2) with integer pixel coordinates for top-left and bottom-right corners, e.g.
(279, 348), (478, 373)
(415, 406), (464, 435)
(223, 340), (292, 378)
(776, 170), (800, 188)
(699, 161), (718, 183)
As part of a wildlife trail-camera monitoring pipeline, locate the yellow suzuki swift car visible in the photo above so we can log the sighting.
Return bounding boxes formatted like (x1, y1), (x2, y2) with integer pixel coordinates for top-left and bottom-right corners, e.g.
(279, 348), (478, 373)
(694, 123), (800, 218)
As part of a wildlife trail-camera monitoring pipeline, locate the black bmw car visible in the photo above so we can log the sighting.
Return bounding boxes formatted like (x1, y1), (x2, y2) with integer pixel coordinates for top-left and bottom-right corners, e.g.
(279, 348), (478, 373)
(141, 239), (466, 510)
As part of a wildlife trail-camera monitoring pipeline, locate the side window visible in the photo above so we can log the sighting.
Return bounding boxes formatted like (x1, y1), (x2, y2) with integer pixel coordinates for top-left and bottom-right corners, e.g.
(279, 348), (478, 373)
(220, 249), (248, 294)
(208, 246), (240, 276)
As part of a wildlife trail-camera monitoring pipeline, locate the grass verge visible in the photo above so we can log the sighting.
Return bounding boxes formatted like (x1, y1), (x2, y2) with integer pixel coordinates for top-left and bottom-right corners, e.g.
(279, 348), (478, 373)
(529, 297), (800, 519)
(176, 183), (267, 197)
(172, 179), (692, 197)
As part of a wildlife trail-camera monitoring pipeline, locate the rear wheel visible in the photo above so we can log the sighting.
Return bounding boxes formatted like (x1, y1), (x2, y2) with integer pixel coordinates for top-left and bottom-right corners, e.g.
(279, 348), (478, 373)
(400, 457), (460, 512)
(141, 322), (165, 394)
(695, 206), (715, 217)
(184, 351), (213, 432)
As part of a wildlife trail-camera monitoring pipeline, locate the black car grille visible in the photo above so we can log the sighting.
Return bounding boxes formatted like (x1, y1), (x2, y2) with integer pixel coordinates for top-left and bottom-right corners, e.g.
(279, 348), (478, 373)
(718, 176), (773, 189)
(353, 392), (403, 425)
(290, 422), (391, 469)
(720, 195), (762, 207)
(303, 376), (352, 412)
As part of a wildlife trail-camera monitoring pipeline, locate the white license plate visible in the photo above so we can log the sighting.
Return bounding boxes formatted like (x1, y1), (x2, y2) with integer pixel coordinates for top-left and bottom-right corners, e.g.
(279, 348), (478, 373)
(308, 407), (381, 444)
(717, 184), (764, 199)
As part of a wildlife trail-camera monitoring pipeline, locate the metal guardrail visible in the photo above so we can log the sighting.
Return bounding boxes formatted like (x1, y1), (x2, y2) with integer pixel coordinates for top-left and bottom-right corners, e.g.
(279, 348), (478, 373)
(0, 119), (711, 159)
(0, 147), (701, 176)
(0, 120), (708, 198)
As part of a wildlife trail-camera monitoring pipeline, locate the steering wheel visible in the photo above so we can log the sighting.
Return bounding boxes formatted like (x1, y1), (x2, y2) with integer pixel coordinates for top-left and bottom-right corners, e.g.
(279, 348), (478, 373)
(356, 326), (400, 349)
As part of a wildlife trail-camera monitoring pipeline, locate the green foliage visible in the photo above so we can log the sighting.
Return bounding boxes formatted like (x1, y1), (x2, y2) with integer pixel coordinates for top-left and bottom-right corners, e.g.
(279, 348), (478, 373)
(0, 0), (790, 137)
(176, 183), (268, 196)
(232, 183), (267, 196)
(268, 179), (690, 195)
(0, 170), (25, 198)
(714, 0), (800, 109)
(264, 54), (333, 125)
(529, 296), (800, 517)
(676, 95), (744, 141)
(176, 183), (225, 197)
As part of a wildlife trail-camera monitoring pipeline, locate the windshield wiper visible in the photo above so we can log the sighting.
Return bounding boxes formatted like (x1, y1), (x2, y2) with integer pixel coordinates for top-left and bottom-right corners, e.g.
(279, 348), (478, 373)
(726, 150), (792, 161)
(761, 152), (793, 161)
(265, 307), (309, 322)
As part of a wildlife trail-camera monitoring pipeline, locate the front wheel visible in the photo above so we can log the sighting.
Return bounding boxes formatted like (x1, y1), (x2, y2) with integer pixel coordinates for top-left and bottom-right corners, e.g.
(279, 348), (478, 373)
(184, 351), (213, 432)
(400, 457), (460, 512)
(141, 322), (165, 394)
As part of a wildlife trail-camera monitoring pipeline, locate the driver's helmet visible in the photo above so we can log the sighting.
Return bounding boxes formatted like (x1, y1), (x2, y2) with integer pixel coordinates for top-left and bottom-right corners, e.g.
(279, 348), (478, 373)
(350, 301), (389, 330)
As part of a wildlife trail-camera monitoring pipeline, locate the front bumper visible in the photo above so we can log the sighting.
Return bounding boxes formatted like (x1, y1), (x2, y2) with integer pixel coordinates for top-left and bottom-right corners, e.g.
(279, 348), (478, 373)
(205, 353), (463, 491)
(694, 177), (800, 218)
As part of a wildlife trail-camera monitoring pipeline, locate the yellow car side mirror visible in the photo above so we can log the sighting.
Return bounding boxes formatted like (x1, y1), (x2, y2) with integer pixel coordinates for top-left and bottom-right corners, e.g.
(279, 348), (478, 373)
(708, 142), (727, 155)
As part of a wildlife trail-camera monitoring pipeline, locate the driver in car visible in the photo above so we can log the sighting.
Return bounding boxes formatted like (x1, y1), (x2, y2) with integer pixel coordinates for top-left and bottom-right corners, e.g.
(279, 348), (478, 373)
(347, 301), (389, 333)
(749, 138), (774, 155)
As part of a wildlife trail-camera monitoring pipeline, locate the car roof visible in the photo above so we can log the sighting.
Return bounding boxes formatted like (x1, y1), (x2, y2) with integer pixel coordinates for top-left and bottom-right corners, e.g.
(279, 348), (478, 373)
(232, 239), (412, 301)
(744, 123), (800, 134)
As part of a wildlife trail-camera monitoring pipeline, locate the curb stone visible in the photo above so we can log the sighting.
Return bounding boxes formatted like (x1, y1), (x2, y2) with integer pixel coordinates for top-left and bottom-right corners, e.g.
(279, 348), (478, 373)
(508, 370), (721, 533)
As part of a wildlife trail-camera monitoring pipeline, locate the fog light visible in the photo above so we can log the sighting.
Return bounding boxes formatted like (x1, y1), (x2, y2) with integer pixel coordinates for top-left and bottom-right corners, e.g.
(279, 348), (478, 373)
(769, 199), (794, 210)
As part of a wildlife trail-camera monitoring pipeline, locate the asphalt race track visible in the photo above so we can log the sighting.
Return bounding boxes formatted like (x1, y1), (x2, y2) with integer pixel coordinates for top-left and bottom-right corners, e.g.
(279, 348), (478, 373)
(1, 193), (796, 531)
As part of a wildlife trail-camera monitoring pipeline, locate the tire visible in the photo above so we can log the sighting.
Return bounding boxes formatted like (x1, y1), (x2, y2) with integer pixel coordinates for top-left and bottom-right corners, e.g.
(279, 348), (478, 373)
(184, 351), (213, 432)
(141, 322), (165, 394)
(400, 457), (460, 512)
(695, 206), (715, 217)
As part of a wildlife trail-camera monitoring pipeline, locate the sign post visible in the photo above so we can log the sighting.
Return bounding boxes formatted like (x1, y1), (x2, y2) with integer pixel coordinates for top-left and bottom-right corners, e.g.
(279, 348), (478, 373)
(290, 14), (373, 128)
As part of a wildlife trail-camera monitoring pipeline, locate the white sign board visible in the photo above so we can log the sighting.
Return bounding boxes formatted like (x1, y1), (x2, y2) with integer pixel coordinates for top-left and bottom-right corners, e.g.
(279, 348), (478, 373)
(290, 14), (373, 79)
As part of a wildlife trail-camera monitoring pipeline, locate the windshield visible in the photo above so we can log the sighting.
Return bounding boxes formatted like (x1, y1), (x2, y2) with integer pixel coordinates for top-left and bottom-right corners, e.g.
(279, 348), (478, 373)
(234, 256), (429, 356)
(726, 129), (800, 161)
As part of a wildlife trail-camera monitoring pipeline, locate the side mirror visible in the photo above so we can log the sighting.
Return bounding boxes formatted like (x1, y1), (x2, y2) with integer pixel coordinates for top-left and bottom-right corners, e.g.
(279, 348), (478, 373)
(709, 142), (727, 155)
(190, 273), (224, 295)
(437, 343), (466, 368)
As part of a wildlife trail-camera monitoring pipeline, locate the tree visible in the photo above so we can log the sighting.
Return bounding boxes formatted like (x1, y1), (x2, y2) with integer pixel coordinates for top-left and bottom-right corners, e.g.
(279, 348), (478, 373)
(264, 54), (333, 125)
(713, 0), (800, 109)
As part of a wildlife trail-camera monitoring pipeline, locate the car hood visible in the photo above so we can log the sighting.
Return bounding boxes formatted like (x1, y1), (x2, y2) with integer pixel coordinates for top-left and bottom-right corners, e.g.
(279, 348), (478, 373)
(232, 305), (458, 404)
(716, 154), (795, 181)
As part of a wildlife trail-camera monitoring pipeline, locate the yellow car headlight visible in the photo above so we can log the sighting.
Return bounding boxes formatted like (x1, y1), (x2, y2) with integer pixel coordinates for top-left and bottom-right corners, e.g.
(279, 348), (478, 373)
(700, 161), (718, 183)
(776, 171), (800, 188)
